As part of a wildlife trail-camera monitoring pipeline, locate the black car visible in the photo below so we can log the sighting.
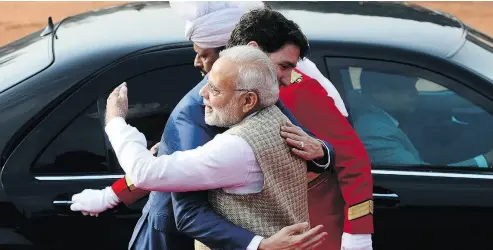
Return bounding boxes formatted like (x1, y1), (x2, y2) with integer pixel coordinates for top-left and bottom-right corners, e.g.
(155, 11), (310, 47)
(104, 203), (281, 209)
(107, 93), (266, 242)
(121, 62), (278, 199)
(1, 1), (493, 250)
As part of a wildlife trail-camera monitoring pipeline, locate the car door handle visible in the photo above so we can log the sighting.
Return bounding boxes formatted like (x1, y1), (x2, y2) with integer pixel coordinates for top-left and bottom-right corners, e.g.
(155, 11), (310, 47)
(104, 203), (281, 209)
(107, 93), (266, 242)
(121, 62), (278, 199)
(52, 194), (78, 213)
(53, 200), (73, 205)
(373, 185), (400, 207)
(373, 193), (399, 199)
(373, 192), (400, 207)
(53, 193), (74, 207)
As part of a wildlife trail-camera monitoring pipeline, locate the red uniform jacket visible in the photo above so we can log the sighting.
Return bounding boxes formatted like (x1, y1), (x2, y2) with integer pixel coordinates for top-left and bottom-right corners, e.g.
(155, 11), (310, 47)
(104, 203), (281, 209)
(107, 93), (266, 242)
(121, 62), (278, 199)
(280, 69), (374, 250)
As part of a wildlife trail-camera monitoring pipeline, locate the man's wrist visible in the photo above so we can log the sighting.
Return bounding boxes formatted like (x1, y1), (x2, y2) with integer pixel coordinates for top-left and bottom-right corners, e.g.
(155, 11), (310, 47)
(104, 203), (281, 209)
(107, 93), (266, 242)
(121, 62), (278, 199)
(247, 235), (264, 250)
(104, 186), (121, 207)
(257, 237), (270, 250)
(315, 140), (325, 160)
(105, 115), (123, 126)
(104, 116), (126, 132)
(312, 139), (330, 168)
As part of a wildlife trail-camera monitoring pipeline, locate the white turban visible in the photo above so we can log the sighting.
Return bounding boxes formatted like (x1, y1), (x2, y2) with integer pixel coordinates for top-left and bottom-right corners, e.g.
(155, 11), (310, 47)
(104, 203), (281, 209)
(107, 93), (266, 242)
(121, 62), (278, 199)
(169, 1), (264, 49)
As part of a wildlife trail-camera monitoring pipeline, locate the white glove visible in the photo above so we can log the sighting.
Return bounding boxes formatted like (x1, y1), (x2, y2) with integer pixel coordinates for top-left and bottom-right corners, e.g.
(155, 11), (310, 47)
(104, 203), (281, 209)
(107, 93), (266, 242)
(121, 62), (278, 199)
(70, 186), (120, 217)
(341, 233), (372, 250)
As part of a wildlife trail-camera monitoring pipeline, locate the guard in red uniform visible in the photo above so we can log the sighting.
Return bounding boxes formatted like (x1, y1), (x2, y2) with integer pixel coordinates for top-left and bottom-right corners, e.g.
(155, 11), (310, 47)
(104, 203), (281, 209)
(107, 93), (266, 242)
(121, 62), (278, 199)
(280, 69), (374, 250)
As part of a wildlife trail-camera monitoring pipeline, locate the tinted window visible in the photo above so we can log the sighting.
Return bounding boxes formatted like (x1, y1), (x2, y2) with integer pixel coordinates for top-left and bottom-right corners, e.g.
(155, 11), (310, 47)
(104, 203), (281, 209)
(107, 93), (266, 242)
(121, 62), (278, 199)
(333, 63), (493, 169)
(33, 103), (108, 174)
(100, 65), (201, 172)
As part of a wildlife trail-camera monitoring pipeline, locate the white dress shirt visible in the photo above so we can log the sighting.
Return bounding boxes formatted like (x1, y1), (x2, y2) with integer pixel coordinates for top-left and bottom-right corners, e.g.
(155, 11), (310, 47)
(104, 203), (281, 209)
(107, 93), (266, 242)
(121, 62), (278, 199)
(106, 117), (266, 249)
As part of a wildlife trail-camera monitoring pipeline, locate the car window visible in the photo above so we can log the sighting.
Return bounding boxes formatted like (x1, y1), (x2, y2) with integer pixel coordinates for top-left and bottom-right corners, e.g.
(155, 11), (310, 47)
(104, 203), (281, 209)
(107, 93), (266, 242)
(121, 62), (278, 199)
(333, 64), (493, 169)
(99, 65), (201, 172)
(33, 103), (108, 174)
(32, 64), (200, 175)
(347, 67), (448, 92)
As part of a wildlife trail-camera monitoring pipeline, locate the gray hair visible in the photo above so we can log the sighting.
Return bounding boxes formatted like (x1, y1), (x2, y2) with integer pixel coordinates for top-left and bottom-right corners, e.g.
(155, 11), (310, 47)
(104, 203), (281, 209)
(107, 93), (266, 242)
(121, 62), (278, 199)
(219, 45), (279, 108)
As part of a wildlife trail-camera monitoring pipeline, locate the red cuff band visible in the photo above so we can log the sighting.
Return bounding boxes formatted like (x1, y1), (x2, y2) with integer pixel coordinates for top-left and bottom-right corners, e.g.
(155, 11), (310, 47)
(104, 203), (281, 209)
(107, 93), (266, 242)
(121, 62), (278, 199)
(111, 176), (149, 205)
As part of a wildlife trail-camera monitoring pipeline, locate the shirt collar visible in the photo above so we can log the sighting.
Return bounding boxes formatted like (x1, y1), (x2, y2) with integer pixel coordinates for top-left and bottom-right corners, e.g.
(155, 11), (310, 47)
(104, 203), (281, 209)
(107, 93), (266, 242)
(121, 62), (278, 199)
(245, 111), (259, 119)
(228, 110), (259, 129)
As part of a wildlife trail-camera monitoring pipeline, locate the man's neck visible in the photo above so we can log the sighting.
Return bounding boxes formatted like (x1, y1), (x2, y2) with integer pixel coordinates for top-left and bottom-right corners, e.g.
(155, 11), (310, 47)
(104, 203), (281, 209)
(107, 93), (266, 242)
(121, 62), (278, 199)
(227, 109), (261, 129)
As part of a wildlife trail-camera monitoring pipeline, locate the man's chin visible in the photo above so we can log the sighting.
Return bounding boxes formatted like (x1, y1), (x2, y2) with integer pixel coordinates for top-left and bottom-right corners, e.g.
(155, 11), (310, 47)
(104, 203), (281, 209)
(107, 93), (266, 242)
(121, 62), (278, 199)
(204, 116), (239, 128)
(278, 81), (289, 88)
(204, 115), (220, 127)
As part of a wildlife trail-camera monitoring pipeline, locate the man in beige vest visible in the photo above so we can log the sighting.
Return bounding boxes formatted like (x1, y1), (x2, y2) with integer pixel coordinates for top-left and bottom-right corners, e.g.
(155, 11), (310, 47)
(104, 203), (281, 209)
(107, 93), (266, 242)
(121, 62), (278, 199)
(104, 45), (326, 249)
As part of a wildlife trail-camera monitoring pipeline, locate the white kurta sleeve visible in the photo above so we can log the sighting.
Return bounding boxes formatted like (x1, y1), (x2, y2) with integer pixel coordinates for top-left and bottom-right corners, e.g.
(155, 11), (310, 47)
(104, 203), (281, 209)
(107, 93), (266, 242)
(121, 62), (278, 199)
(105, 117), (251, 192)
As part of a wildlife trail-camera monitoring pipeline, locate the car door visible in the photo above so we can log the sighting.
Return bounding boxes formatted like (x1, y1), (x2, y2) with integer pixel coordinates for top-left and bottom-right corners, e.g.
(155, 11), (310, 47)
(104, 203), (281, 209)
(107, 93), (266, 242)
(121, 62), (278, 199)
(0, 45), (201, 250)
(323, 56), (493, 249)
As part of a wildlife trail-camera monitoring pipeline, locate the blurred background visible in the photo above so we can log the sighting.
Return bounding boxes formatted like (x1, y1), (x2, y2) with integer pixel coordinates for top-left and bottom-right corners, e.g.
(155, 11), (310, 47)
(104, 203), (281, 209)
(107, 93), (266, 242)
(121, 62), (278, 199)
(1, 1), (492, 47)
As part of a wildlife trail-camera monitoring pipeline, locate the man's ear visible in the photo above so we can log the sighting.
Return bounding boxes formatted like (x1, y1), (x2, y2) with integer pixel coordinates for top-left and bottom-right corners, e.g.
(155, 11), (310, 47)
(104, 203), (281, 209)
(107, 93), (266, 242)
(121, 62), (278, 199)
(247, 41), (259, 48)
(242, 92), (258, 113)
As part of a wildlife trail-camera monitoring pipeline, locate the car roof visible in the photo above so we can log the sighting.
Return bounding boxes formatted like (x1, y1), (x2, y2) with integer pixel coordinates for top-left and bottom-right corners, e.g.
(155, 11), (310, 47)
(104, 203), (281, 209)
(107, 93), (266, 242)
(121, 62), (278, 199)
(52, 1), (466, 59)
(270, 1), (465, 58)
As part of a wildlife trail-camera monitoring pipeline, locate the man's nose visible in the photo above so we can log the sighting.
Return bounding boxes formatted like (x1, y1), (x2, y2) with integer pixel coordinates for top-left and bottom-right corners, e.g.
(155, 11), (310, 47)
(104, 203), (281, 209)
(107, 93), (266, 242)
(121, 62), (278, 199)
(194, 55), (202, 69)
(276, 68), (285, 86)
(280, 70), (292, 86)
(199, 85), (208, 98)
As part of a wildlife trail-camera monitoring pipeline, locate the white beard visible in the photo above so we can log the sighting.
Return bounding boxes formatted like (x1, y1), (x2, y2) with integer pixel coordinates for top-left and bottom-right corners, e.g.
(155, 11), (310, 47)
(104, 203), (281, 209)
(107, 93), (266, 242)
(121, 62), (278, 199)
(204, 98), (243, 127)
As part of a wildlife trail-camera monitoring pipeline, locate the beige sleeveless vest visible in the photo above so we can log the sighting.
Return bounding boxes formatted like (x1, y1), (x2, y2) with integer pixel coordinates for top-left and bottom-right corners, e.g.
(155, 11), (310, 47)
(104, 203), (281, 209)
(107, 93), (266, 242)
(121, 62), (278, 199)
(195, 105), (309, 250)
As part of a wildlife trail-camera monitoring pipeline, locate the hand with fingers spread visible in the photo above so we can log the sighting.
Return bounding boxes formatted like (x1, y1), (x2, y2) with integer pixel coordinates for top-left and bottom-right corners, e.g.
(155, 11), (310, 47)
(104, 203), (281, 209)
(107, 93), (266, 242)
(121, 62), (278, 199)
(105, 82), (129, 125)
(258, 222), (328, 250)
(280, 122), (325, 161)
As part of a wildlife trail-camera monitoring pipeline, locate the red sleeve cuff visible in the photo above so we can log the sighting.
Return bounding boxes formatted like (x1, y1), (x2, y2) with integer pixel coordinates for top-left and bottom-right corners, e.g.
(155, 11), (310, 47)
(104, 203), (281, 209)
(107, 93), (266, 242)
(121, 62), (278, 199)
(111, 176), (149, 205)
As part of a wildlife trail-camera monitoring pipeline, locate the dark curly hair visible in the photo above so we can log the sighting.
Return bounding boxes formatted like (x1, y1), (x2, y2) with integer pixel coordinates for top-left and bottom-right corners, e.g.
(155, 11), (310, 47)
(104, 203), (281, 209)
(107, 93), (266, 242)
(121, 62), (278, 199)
(226, 8), (309, 59)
